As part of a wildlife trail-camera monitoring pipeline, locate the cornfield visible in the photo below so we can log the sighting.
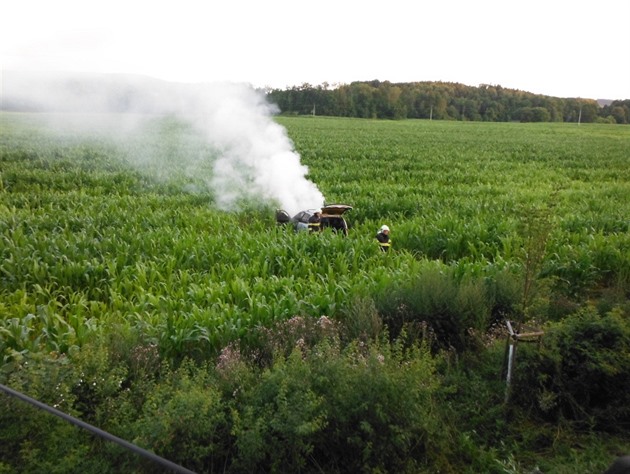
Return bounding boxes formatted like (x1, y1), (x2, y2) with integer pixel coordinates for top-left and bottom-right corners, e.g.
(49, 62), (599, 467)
(1, 113), (629, 362)
(2, 112), (630, 473)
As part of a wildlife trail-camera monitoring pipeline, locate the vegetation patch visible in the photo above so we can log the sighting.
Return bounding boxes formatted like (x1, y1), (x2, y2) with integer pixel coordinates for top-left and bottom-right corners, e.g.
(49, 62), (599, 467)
(1, 113), (629, 472)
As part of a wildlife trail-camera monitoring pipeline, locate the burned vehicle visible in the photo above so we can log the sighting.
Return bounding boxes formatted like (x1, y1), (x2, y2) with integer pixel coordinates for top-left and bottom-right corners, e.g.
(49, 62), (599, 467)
(276, 204), (352, 236)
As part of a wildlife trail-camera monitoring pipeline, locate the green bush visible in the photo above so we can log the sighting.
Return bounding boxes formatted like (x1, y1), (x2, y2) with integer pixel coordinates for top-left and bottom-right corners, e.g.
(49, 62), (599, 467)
(511, 306), (630, 430)
(230, 338), (447, 473)
(1, 332), (452, 473)
(230, 348), (327, 472)
(376, 264), (495, 352)
(0, 349), (126, 473)
(339, 296), (384, 343)
(130, 360), (233, 472)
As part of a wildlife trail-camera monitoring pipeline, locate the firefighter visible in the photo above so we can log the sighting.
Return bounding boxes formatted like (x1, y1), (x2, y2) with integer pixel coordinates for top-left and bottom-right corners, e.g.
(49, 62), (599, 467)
(308, 209), (322, 232)
(376, 225), (391, 251)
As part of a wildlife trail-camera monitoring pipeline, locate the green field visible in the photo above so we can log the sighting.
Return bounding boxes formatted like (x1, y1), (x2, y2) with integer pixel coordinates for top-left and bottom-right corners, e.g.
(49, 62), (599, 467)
(1, 113), (629, 472)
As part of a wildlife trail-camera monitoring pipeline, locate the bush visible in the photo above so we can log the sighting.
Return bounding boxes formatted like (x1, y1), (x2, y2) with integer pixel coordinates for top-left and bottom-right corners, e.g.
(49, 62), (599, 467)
(375, 265), (494, 352)
(130, 359), (233, 472)
(230, 348), (327, 472)
(0, 330), (454, 473)
(339, 296), (383, 343)
(230, 338), (448, 473)
(0, 348), (127, 473)
(511, 306), (630, 430)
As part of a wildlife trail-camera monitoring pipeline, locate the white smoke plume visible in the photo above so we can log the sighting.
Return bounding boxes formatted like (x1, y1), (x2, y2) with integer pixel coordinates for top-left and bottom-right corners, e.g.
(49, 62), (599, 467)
(2, 71), (325, 215)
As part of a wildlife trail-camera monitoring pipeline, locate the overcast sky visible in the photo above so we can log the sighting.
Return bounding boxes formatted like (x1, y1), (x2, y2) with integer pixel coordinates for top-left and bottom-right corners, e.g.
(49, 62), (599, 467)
(2, 0), (629, 100)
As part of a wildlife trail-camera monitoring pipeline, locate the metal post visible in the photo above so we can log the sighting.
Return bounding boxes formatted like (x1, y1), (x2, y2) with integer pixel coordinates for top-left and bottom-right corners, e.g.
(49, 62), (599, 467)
(505, 341), (516, 403)
(502, 320), (544, 404)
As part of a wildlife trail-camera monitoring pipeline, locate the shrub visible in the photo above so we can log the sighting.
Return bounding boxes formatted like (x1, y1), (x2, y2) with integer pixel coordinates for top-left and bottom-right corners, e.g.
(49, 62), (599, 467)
(230, 348), (327, 472)
(376, 265), (494, 352)
(511, 306), (630, 430)
(229, 338), (448, 473)
(245, 314), (341, 367)
(130, 359), (232, 473)
(0, 348), (127, 473)
(339, 296), (383, 343)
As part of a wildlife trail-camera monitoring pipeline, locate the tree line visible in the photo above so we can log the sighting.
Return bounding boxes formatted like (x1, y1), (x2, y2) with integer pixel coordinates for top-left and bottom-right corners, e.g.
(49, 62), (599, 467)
(266, 81), (630, 124)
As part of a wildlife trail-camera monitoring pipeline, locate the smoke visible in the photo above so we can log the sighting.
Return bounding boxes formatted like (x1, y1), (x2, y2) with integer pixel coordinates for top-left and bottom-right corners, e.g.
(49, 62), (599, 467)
(2, 71), (324, 215)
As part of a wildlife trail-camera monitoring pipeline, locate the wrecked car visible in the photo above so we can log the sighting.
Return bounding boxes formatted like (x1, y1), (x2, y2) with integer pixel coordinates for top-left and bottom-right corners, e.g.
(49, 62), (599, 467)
(276, 204), (352, 236)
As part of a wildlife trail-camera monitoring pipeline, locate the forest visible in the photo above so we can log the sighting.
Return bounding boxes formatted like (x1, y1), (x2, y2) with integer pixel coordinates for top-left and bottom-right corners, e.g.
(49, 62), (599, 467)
(266, 80), (630, 123)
